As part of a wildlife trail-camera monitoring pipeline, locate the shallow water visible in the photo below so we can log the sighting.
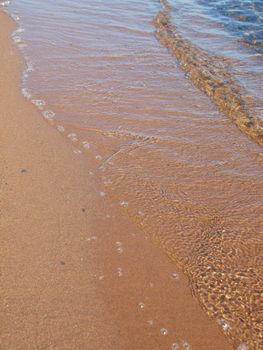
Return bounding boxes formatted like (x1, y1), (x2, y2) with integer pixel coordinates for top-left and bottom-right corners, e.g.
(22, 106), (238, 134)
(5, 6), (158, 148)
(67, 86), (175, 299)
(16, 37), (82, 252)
(2, 0), (263, 348)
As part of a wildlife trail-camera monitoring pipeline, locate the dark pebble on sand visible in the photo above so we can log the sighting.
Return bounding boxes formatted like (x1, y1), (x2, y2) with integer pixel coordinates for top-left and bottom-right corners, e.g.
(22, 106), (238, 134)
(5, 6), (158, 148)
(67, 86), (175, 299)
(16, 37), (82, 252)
(20, 168), (28, 173)
(60, 261), (65, 266)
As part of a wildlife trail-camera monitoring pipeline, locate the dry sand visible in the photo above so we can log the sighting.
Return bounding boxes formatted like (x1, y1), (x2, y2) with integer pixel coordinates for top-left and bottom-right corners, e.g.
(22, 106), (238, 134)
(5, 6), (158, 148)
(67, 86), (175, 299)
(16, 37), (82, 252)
(0, 11), (232, 349)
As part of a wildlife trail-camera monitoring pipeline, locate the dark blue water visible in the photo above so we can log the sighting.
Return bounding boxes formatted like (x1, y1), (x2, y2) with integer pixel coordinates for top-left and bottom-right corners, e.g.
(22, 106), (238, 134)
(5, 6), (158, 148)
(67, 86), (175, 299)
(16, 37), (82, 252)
(199, 0), (263, 53)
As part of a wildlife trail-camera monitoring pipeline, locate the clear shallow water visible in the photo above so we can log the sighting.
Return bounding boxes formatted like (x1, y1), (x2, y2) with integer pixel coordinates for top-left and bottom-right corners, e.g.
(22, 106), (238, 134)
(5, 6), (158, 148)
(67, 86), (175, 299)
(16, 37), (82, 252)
(168, 0), (263, 121)
(1, 0), (263, 348)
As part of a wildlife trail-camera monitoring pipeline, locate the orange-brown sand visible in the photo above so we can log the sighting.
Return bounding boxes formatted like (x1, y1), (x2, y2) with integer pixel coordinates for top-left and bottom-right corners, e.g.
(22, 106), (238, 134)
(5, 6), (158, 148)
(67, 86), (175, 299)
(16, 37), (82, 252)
(0, 11), (233, 349)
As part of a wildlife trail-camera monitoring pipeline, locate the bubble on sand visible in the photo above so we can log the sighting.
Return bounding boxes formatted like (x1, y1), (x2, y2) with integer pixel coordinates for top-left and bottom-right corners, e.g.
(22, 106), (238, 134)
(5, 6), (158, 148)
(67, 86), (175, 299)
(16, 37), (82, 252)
(116, 241), (123, 253)
(18, 43), (27, 50)
(171, 343), (179, 350)
(99, 275), (104, 281)
(21, 88), (31, 99)
(237, 344), (248, 350)
(26, 63), (34, 73)
(82, 141), (90, 149)
(42, 110), (55, 120)
(73, 149), (82, 155)
(217, 318), (230, 331)
(89, 171), (94, 176)
(95, 155), (102, 160)
(181, 340), (190, 350)
(86, 236), (97, 242)
(100, 192), (106, 197)
(120, 201), (129, 208)
(160, 328), (169, 336)
(171, 272), (179, 280)
(117, 246), (123, 254)
(11, 14), (20, 21)
(138, 302), (145, 309)
(16, 28), (24, 34)
(32, 99), (45, 109)
(57, 125), (65, 133)
(22, 71), (29, 81)
(117, 267), (123, 277)
(67, 133), (78, 142)
(12, 35), (22, 44)
(1, 1), (10, 6)
(67, 132), (77, 139)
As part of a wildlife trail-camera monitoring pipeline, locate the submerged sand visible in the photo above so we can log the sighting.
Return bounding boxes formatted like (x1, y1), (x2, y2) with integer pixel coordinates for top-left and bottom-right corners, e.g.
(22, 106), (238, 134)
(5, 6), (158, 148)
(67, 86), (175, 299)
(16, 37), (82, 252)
(0, 10), (234, 350)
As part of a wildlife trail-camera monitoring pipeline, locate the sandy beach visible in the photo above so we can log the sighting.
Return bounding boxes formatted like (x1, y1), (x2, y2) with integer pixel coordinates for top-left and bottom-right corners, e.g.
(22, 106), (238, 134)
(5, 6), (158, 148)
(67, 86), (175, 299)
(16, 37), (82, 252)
(0, 10), (236, 350)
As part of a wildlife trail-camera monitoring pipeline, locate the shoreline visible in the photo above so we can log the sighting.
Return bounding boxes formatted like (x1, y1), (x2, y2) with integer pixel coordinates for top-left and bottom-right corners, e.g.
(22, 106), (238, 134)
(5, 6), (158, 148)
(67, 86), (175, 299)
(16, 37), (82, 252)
(0, 10), (234, 349)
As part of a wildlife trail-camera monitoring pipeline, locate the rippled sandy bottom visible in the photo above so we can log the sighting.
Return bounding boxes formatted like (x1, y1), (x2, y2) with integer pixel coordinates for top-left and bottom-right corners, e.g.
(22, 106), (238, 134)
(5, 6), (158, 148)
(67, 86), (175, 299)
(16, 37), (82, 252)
(4, 0), (263, 348)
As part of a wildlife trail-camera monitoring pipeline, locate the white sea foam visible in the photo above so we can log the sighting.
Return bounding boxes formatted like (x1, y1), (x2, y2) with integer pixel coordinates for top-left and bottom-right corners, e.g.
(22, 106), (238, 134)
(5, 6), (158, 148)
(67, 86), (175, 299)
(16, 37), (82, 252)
(31, 99), (45, 109)
(42, 110), (55, 120)
(82, 141), (90, 149)
(1, 1), (10, 6)
(57, 125), (65, 133)
(21, 88), (31, 99)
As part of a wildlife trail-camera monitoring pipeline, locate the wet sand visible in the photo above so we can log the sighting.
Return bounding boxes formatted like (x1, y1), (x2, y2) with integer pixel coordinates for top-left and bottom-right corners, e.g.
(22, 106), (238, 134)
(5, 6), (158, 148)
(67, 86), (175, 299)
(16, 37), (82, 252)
(0, 11), (234, 350)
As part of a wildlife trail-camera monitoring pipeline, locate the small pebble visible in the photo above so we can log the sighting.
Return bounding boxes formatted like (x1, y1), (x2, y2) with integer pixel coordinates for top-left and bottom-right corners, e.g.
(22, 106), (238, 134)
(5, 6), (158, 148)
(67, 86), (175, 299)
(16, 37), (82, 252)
(60, 261), (65, 266)
(20, 168), (28, 173)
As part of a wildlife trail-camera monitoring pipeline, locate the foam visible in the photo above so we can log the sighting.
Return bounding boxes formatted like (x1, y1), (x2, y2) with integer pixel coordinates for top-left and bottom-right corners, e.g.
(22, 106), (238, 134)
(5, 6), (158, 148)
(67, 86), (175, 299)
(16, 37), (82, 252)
(21, 88), (31, 99)
(31, 99), (45, 109)
(217, 318), (230, 331)
(57, 125), (65, 133)
(0, 1), (10, 6)
(120, 201), (129, 208)
(67, 133), (78, 142)
(82, 141), (90, 149)
(42, 110), (55, 120)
